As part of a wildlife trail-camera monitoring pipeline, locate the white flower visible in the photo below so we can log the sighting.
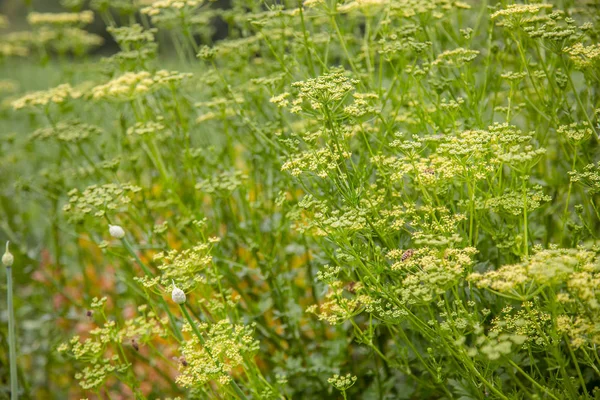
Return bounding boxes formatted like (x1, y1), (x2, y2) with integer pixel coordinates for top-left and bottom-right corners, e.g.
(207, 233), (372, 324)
(171, 284), (186, 304)
(109, 224), (125, 239)
(2, 241), (14, 267)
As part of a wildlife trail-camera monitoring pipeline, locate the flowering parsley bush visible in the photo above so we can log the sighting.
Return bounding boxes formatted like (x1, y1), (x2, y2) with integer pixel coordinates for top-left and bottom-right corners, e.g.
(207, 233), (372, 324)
(1, 0), (600, 398)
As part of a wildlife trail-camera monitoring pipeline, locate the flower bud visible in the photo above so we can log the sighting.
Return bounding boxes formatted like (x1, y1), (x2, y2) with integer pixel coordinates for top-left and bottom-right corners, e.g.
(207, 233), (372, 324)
(109, 225), (125, 239)
(171, 284), (186, 304)
(2, 241), (14, 267)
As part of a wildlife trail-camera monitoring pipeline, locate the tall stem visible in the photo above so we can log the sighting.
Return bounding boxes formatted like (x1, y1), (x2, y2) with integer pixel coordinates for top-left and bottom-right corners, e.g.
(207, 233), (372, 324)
(7, 265), (18, 399)
(522, 177), (529, 257)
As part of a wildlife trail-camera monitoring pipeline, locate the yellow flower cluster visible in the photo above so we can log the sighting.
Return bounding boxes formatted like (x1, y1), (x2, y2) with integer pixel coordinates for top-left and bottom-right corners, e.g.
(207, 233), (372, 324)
(470, 247), (600, 348)
(393, 247), (477, 304)
(141, 0), (202, 16)
(565, 43), (600, 70)
(282, 147), (352, 178)
(146, 239), (220, 291)
(91, 70), (192, 101)
(557, 315), (600, 348)
(11, 84), (81, 110)
(306, 280), (371, 324)
(303, 0), (324, 8)
(469, 248), (596, 294)
(176, 319), (259, 388)
(490, 304), (552, 348)
(0, 42), (28, 58)
(337, 0), (389, 13)
(328, 373), (358, 392)
(195, 170), (247, 195)
(59, 302), (168, 390)
(432, 48), (479, 67)
(63, 183), (142, 221)
(27, 11), (94, 27)
(490, 4), (553, 20)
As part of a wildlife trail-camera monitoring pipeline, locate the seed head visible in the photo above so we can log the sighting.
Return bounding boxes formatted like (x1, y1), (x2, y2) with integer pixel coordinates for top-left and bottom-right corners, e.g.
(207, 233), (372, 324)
(2, 241), (14, 267)
(109, 225), (125, 239)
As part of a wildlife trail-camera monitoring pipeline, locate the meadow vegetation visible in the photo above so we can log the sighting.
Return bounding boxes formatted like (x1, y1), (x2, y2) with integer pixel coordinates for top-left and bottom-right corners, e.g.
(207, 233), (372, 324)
(1, 0), (600, 398)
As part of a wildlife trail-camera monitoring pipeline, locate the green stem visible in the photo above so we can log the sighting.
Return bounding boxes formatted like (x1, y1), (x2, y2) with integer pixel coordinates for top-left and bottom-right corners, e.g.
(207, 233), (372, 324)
(561, 150), (577, 243)
(508, 360), (560, 400)
(522, 177), (529, 257)
(7, 266), (18, 400)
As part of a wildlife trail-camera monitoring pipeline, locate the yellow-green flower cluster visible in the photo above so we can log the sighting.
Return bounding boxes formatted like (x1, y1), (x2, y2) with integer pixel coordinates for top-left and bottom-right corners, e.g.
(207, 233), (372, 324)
(140, 0), (203, 26)
(328, 373), (357, 392)
(11, 84), (82, 110)
(8, 26), (103, 56)
(481, 186), (552, 217)
(469, 248), (599, 302)
(569, 162), (600, 194)
(141, 0), (202, 16)
(90, 0), (141, 14)
(306, 280), (371, 324)
(557, 314), (600, 348)
(390, 247), (477, 304)
(379, 123), (545, 192)
(108, 24), (157, 48)
(303, 0), (324, 8)
(344, 92), (379, 118)
(120, 307), (169, 340)
(490, 304), (551, 348)
(27, 11), (94, 27)
(195, 170), (246, 196)
(177, 319), (259, 387)
(30, 120), (102, 143)
(565, 43), (600, 70)
(294, 195), (371, 237)
(432, 48), (479, 67)
(337, 0), (389, 14)
(58, 303), (167, 390)
(147, 239), (220, 291)
(289, 69), (359, 114)
(282, 147), (352, 178)
(63, 183), (142, 221)
(0, 42), (29, 58)
(209, 36), (261, 59)
(500, 71), (527, 82)
(491, 4), (553, 26)
(91, 70), (192, 102)
(467, 328), (528, 361)
(557, 121), (593, 143)
(126, 118), (172, 141)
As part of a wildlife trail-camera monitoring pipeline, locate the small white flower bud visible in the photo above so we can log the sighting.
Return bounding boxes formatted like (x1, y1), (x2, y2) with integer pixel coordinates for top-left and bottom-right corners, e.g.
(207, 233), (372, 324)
(171, 284), (186, 304)
(2, 241), (14, 267)
(109, 225), (125, 239)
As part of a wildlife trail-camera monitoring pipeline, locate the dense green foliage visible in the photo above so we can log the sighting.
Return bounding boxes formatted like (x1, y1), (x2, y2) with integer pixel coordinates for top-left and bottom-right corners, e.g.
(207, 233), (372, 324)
(1, 0), (600, 398)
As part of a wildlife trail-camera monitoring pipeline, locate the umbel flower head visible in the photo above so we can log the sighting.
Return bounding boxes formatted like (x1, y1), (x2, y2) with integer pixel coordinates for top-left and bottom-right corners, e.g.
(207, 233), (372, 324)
(109, 225), (125, 239)
(2, 241), (14, 267)
(171, 283), (186, 305)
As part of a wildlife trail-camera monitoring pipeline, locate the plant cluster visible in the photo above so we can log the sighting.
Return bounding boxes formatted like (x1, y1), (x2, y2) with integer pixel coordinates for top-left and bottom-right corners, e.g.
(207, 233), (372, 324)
(1, 0), (600, 399)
